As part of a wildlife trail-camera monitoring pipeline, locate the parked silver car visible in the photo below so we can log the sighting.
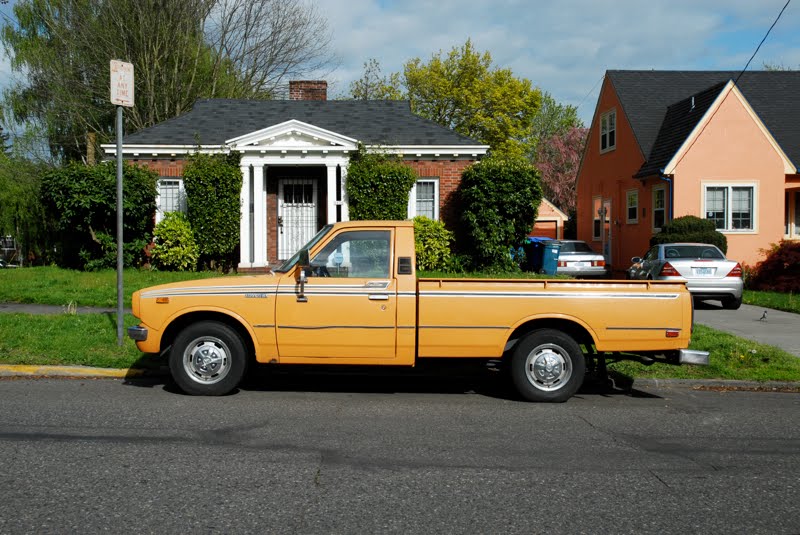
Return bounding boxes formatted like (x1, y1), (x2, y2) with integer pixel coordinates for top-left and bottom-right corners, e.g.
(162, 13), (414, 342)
(628, 243), (743, 309)
(554, 240), (607, 278)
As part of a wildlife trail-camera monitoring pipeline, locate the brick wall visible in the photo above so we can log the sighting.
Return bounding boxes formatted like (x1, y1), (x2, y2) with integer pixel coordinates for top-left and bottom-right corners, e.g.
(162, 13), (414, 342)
(131, 158), (186, 177)
(404, 159), (474, 230)
(289, 81), (328, 101)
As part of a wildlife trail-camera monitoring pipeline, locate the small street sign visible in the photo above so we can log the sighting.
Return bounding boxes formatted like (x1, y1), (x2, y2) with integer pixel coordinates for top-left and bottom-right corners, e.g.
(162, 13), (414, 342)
(110, 60), (134, 107)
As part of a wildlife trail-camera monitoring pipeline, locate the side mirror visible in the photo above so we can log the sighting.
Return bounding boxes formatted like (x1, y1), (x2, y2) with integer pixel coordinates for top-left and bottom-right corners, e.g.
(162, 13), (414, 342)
(296, 248), (310, 303)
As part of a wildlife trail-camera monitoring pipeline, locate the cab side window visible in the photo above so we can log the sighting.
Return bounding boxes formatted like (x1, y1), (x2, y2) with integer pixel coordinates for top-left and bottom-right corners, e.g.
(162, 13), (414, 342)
(309, 230), (391, 278)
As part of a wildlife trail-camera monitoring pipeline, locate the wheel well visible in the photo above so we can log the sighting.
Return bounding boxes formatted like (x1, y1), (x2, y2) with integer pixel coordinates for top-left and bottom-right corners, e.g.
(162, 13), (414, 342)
(160, 312), (256, 360)
(505, 318), (595, 356)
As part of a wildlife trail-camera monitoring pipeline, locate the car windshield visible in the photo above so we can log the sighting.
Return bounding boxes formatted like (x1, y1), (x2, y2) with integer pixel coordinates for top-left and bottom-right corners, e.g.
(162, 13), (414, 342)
(663, 245), (724, 260)
(273, 225), (333, 273)
(558, 241), (595, 254)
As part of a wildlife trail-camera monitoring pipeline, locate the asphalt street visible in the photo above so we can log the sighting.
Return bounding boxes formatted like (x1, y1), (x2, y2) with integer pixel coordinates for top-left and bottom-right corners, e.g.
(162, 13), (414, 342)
(0, 374), (798, 534)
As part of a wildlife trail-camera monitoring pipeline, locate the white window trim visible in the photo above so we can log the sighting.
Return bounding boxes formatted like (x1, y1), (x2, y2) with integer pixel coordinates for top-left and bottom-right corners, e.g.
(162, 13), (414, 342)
(652, 186), (666, 233)
(701, 181), (758, 234)
(155, 178), (187, 225)
(786, 191), (800, 239)
(592, 195), (602, 241)
(599, 109), (617, 154)
(626, 189), (639, 224)
(407, 177), (440, 220)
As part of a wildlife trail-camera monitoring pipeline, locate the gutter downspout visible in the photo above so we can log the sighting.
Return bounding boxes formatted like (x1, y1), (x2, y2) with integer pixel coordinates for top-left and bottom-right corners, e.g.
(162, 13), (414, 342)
(659, 172), (674, 222)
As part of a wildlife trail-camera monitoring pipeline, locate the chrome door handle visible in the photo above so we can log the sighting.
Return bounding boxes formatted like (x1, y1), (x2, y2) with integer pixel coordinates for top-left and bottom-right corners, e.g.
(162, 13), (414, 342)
(368, 294), (389, 301)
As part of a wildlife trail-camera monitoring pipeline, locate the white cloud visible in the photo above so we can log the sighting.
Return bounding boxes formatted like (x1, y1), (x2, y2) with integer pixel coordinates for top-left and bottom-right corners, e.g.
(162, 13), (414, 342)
(316, 0), (800, 123)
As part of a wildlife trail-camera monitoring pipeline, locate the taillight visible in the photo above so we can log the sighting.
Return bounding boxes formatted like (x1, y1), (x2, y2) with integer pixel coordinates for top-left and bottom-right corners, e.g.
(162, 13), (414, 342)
(558, 260), (567, 267)
(592, 260), (606, 267)
(726, 263), (743, 278)
(659, 262), (680, 276)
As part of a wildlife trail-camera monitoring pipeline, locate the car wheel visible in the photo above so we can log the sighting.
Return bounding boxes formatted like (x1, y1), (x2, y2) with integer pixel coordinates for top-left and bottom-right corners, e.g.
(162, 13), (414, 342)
(169, 321), (248, 396)
(510, 329), (586, 402)
(722, 296), (742, 310)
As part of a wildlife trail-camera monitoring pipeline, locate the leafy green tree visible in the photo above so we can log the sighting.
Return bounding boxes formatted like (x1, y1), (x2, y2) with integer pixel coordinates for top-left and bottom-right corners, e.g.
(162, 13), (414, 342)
(348, 59), (404, 100)
(40, 161), (158, 269)
(0, 125), (9, 155)
(182, 151), (241, 270)
(528, 92), (583, 159)
(346, 146), (417, 220)
(459, 155), (542, 270)
(403, 40), (541, 157)
(0, 152), (48, 264)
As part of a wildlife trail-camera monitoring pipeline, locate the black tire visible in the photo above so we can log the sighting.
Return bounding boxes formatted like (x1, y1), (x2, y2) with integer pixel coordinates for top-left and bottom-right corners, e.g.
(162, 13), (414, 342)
(169, 321), (248, 396)
(722, 295), (742, 310)
(510, 329), (586, 402)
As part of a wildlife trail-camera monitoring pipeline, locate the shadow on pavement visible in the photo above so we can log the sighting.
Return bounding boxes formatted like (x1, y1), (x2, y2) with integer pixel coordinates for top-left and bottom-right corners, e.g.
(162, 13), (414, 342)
(122, 358), (661, 401)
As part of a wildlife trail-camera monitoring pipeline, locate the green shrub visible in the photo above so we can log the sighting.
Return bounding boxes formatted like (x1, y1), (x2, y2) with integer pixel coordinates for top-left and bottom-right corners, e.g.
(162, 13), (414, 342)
(183, 152), (242, 270)
(40, 161), (158, 270)
(413, 216), (453, 271)
(458, 155), (542, 270)
(346, 146), (418, 220)
(151, 212), (199, 271)
(650, 215), (727, 253)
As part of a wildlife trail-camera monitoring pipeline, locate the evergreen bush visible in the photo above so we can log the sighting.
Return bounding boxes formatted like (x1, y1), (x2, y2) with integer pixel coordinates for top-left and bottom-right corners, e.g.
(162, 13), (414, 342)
(413, 216), (452, 271)
(649, 215), (727, 253)
(346, 146), (418, 220)
(151, 212), (199, 271)
(458, 155), (542, 270)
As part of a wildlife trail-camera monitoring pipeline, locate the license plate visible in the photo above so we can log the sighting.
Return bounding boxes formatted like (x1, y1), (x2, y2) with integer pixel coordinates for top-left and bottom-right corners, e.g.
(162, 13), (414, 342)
(572, 262), (585, 267)
(694, 267), (714, 276)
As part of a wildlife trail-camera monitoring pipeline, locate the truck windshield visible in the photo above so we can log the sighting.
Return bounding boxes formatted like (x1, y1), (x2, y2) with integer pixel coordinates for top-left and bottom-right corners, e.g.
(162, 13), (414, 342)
(273, 225), (333, 273)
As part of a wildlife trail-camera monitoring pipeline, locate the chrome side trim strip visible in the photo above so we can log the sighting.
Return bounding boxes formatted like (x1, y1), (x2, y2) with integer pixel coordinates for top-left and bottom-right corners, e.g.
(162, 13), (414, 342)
(606, 327), (681, 331)
(419, 325), (508, 330)
(277, 325), (395, 330)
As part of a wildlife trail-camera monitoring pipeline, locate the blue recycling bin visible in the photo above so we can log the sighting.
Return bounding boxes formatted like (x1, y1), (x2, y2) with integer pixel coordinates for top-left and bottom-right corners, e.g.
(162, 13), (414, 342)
(541, 241), (562, 275)
(520, 236), (552, 272)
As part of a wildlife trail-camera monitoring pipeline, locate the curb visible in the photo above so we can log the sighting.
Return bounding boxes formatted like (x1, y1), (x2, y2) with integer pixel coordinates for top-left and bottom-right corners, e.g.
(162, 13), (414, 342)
(0, 364), (167, 379)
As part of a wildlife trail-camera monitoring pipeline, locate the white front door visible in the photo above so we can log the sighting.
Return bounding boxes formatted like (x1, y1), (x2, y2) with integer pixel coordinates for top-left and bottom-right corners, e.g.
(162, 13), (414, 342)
(278, 178), (318, 259)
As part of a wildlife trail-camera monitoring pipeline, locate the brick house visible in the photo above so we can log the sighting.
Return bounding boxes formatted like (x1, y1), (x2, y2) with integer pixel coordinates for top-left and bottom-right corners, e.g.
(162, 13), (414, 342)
(104, 81), (489, 270)
(576, 70), (800, 273)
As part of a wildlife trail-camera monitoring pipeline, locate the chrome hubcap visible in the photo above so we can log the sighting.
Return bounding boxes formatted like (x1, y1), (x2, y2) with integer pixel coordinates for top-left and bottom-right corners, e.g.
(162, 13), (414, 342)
(184, 336), (231, 385)
(525, 344), (572, 391)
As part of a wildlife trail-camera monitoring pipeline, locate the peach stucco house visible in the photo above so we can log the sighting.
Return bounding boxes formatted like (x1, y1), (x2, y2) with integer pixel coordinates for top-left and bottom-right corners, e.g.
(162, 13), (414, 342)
(576, 70), (800, 273)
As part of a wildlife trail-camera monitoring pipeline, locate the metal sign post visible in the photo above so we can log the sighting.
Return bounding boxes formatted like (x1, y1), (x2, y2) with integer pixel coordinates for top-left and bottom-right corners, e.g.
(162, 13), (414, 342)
(110, 60), (134, 345)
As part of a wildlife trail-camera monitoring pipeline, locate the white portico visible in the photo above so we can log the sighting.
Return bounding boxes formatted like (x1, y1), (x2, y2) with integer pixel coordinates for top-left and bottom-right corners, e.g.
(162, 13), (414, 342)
(228, 119), (357, 270)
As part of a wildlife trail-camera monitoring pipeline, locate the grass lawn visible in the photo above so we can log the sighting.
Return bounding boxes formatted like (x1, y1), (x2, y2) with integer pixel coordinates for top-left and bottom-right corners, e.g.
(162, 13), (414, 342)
(743, 289), (800, 315)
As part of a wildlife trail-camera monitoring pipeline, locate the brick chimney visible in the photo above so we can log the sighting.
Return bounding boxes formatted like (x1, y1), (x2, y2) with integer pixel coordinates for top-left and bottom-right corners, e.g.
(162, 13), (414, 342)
(289, 80), (328, 101)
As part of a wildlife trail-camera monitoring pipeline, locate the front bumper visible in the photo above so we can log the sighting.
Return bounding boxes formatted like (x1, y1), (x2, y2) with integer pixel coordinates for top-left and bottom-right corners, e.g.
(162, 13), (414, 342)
(678, 349), (709, 365)
(127, 325), (148, 342)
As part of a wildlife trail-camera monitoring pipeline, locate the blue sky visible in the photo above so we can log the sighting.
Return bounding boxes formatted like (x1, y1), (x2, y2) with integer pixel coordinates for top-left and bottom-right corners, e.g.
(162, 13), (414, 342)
(1, 0), (799, 126)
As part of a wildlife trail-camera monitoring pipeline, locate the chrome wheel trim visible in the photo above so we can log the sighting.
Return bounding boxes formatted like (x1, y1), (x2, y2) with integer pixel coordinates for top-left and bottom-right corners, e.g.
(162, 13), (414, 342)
(524, 343), (572, 392)
(182, 336), (232, 385)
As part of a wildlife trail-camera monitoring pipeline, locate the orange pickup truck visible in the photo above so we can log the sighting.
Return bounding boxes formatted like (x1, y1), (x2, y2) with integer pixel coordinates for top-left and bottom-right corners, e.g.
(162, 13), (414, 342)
(128, 220), (708, 402)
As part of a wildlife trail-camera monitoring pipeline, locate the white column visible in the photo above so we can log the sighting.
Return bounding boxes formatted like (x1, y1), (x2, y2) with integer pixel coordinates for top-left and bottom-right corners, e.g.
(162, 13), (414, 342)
(239, 164), (251, 268)
(340, 164), (349, 222)
(326, 164), (337, 224)
(253, 163), (266, 267)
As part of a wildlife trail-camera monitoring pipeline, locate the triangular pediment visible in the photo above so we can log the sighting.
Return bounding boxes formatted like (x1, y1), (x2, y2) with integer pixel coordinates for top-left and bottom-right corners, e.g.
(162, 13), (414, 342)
(226, 119), (358, 152)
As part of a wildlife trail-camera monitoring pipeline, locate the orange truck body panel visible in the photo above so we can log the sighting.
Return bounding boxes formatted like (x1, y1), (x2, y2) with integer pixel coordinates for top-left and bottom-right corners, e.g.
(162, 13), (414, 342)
(131, 221), (694, 363)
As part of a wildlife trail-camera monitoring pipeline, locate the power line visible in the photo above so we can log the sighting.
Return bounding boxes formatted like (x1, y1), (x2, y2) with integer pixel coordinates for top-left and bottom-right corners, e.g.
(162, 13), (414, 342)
(735, 0), (791, 84)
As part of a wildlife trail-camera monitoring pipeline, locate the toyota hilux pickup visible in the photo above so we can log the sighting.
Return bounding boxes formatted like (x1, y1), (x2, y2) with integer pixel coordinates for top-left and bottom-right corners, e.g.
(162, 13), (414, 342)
(128, 220), (708, 402)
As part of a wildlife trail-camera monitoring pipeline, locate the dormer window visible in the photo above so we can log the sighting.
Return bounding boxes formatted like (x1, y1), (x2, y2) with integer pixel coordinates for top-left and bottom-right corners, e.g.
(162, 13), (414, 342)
(600, 110), (616, 153)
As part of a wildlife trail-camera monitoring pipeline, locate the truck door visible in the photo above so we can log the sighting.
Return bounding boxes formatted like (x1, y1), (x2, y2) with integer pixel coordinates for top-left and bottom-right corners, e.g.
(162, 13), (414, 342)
(276, 228), (397, 359)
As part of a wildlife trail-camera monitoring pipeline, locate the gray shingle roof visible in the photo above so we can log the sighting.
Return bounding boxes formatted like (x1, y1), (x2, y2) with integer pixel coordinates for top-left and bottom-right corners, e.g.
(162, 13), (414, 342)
(123, 99), (482, 147)
(607, 70), (800, 174)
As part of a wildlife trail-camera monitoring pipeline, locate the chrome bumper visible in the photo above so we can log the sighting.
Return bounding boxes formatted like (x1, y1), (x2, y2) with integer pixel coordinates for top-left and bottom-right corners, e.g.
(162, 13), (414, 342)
(679, 349), (709, 365)
(127, 325), (148, 342)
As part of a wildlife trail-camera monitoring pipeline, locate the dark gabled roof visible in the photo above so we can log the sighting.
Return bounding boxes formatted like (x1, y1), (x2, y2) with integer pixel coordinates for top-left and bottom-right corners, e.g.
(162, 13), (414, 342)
(634, 81), (727, 178)
(123, 99), (482, 146)
(607, 70), (800, 174)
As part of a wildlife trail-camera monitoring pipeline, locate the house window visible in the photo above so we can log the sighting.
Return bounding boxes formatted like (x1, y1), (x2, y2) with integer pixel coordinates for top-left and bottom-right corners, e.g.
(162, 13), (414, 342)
(408, 178), (439, 220)
(592, 196), (602, 240)
(156, 178), (187, 224)
(653, 187), (666, 231)
(626, 190), (639, 223)
(786, 191), (800, 238)
(705, 184), (755, 231)
(600, 110), (616, 152)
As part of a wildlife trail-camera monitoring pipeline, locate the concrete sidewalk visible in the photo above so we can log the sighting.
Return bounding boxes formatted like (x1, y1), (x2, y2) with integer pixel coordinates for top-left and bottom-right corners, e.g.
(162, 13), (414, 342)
(694, 303), (800, 357)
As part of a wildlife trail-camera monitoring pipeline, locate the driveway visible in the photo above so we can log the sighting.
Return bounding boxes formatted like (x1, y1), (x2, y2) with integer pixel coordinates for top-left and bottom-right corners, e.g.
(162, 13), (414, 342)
(694, 302), (800, 357)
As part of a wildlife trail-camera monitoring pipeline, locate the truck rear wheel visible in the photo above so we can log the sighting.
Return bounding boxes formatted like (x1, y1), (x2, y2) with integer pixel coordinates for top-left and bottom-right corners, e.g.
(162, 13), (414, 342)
(169, 321), (248, 396)
(511, 329), (586, 402)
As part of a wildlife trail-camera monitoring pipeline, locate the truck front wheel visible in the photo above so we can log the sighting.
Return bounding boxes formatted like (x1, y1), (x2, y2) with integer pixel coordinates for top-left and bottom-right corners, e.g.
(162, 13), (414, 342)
(511, 329), (586, 402)
(169, 321), (248, 396)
